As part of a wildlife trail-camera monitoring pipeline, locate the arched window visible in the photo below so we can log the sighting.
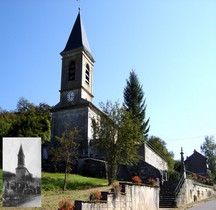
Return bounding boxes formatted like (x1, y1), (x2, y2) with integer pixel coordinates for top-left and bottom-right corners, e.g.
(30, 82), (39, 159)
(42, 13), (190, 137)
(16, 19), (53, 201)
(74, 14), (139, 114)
(85, 63), (90, 84)
(68, 61), (75, 81)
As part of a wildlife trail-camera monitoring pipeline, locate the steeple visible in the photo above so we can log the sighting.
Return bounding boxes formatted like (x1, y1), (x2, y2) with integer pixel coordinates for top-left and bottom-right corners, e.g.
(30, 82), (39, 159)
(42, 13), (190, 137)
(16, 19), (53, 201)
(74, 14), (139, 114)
(56, 11), (95, 107)
(62, 11), (91, 54)
(17, 144), (25, 168)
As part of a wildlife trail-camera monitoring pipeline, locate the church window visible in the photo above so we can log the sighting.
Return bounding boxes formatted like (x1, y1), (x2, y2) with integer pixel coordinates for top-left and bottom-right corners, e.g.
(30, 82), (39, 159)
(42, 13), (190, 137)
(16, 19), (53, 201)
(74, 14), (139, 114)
(68, 61), (76, 81)
(85, 63), (90, 84)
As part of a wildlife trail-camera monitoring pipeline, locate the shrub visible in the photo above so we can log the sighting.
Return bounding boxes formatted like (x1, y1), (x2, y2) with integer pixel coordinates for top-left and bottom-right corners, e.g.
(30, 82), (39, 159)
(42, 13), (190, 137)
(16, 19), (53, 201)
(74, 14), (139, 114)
(58, 198), (74, 210)
(89, 190), (102, 201)
(191, 173), (198, 179)
(148, 178), (157, 186)
(132, 176), (142, 185)
(111, 182), (122, 193)
(168, 170), (180, 181)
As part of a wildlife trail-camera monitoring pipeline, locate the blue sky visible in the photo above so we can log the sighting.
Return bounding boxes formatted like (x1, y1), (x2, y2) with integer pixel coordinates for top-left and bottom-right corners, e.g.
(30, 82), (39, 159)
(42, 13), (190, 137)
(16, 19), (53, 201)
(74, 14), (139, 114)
(1, 0), (216, 159)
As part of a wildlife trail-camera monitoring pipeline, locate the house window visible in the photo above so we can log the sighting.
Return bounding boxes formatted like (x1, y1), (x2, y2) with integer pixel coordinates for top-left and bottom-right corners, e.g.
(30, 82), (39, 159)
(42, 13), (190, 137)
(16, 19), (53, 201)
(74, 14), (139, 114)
(68, 61), (75, 81)
(85, 63), (90, 84)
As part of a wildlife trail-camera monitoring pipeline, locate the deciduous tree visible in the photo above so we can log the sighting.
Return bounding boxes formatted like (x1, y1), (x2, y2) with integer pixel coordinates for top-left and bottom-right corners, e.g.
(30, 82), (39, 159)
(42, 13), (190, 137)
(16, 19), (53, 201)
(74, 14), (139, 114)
(51, 127), (79, 190)
(92, 101), (142, 185)
(201, 136), (216, 180)
(6, 97), (51, 143)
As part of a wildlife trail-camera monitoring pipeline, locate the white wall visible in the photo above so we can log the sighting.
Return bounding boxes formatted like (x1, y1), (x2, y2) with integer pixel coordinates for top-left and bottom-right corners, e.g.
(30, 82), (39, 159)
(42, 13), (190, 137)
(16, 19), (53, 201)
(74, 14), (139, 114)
(144, 144), (168, 171)
(76, 184), (159, 210)
(176, 178), (215, 207)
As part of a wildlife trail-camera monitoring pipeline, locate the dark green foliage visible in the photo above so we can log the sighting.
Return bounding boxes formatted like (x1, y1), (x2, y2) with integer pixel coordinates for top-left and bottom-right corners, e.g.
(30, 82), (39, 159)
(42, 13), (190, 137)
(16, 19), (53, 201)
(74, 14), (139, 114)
(201, 136), (216, 180)
(167, 169), (180, 181)
(147, 136), (175, 170)
(123, 70), (150, 140)
(0, 97), (51, 143)
(0, 98), (51, 168)
(0, 108), (17, 137)
(174, 160), (181, 172)
(50, 128), (79, 190)
(92, 101), (142, 185)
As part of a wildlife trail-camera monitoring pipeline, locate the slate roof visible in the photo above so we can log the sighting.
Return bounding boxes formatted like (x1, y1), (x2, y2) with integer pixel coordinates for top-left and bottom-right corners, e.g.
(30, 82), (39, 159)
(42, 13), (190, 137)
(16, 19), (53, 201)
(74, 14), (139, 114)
(62, 11), (91, 53)
(18, 144), (25, 157)
(185, 150), (207, 162)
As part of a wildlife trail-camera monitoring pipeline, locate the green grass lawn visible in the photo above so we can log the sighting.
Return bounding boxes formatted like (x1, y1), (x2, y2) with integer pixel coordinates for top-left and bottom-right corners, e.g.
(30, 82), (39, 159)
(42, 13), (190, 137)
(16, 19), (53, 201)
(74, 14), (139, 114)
(0, 170), (110, 209)
(41, 172), (109, 209)
(42, 172), (108, 191)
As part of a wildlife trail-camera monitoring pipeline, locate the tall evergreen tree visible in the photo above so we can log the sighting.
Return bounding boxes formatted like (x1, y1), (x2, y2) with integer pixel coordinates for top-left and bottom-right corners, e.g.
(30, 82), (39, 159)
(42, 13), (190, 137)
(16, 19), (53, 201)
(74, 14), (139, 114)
(123, 70), (150, 139)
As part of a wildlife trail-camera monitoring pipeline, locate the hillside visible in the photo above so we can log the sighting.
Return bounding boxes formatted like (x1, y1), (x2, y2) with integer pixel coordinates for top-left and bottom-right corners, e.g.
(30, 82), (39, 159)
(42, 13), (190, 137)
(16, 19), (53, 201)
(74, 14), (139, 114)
(0, 170), (110, 209)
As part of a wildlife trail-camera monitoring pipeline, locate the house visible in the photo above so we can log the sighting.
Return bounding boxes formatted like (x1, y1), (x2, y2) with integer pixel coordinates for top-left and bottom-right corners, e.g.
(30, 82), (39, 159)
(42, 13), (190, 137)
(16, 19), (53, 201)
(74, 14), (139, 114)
(184, 150), (209, 176)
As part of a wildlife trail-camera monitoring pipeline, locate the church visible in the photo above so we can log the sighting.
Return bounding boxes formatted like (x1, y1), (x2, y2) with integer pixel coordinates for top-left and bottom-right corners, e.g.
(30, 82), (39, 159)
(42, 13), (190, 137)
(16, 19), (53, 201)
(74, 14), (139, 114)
(49, 10), (168, 180)
(50, 11), (105, 176)
(16, 144), (32, 181)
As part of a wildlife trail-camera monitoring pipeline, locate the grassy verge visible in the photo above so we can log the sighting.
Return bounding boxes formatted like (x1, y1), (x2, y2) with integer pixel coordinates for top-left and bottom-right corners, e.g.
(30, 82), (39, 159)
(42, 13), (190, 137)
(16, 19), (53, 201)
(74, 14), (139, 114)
(0, 170), (110, 209)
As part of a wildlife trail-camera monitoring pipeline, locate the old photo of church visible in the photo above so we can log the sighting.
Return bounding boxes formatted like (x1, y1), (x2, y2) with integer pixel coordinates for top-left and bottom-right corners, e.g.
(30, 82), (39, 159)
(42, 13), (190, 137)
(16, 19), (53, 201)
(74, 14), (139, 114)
(2, 137), (41, 207)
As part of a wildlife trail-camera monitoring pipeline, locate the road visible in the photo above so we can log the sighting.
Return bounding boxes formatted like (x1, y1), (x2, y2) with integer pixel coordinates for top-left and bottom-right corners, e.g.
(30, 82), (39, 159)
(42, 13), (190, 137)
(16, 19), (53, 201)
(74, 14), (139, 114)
(188, 198), (216, 210)
(17, 195), (41, 207)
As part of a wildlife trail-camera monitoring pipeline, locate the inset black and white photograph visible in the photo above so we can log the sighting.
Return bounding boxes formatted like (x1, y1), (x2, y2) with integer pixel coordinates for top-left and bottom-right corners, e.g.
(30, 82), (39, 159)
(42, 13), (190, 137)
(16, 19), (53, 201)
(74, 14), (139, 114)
(2, 137), (41, 207)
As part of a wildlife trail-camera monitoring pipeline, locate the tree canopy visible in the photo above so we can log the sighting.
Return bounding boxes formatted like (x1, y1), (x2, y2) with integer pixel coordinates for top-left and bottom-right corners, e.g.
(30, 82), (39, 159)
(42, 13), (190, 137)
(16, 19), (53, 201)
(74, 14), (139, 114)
(92, 101), (142, 185)
(0, 97), (51, 143)
(123, 70), (150, 140)
(147, 136), (175, 170)
(201, 136), (216, 180)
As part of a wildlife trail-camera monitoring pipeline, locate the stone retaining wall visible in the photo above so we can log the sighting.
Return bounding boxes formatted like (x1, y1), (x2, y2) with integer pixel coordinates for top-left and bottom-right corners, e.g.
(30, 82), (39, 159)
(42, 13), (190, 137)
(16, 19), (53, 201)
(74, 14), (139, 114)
(176, 178), (215, 207)
(75, 183), (159, 210)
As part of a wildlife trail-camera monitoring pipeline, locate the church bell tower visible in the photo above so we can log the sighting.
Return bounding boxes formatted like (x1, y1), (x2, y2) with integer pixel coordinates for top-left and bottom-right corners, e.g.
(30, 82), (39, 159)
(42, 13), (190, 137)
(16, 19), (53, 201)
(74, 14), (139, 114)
(51, 11), (99, 158)
(58, 11), (95, 107)
(17, 144), (25, 168)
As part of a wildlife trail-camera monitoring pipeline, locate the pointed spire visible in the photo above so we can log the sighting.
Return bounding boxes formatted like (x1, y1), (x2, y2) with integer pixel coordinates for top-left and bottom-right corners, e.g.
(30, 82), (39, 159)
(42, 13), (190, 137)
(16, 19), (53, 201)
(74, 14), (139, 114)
(62, 11), (91, 53)
(17, 144), (25, 168)
(18, 144), (25, 157)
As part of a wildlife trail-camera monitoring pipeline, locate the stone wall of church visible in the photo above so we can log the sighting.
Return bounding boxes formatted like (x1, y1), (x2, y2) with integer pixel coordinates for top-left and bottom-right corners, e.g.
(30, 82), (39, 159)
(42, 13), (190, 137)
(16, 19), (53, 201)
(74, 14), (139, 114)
(16, 167), (30, 181)
(87, 107), (102, 158)
(51, 106), (89, 157)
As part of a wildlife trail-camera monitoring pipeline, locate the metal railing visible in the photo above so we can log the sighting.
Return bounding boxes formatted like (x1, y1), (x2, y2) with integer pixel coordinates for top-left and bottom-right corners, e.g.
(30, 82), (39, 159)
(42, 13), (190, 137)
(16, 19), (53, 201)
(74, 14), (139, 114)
(174, 174), (185, 198)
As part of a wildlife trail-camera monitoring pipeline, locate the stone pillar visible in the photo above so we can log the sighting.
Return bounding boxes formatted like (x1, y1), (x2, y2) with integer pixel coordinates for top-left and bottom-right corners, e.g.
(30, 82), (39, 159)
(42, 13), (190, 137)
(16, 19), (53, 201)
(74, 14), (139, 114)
(180, 147), (186, 178)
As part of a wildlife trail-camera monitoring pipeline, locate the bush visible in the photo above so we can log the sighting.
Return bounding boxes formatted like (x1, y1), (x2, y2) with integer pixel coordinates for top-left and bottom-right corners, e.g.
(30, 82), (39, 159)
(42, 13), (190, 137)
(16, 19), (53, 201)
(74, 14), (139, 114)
(89, 190), (102, 201)
(58, 198), (74, 210)
(147, 178), (157, 186)
(132, 176), (142, 185)
(111, 182), (122, 193)
(168, 170), (180, 181)
(190, 173), (213, 185)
